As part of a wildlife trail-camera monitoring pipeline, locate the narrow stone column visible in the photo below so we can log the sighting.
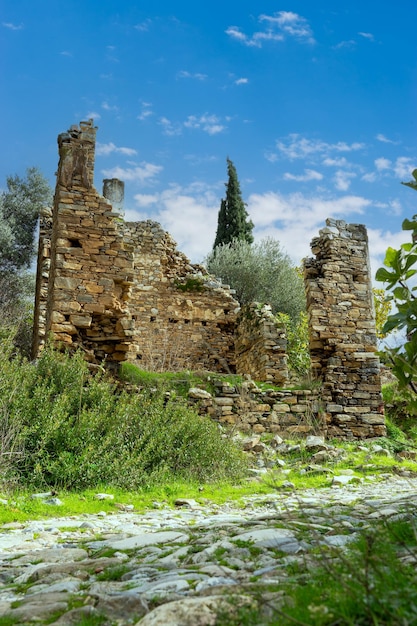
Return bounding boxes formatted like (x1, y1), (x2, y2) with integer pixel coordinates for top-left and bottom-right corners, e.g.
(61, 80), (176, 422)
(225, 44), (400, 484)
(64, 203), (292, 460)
(304, 218), (385, 438)
(103, 178), (125, 215)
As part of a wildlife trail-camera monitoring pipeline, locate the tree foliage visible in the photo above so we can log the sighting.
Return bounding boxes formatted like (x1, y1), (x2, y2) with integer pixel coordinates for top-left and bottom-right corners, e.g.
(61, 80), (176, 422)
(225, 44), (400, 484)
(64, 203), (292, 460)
(0, 167), (52, 274)
(373, 288), (392, 340)
(206, 237), (306, 321)
(0, 167), (52, 355)
(213, 158), (253, 249)
(376, 169), (417, 393)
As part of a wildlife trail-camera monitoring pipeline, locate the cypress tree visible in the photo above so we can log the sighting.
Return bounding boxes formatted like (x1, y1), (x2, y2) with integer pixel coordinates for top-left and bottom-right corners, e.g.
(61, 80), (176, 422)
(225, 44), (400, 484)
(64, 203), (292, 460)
(213, 158), (254, 249)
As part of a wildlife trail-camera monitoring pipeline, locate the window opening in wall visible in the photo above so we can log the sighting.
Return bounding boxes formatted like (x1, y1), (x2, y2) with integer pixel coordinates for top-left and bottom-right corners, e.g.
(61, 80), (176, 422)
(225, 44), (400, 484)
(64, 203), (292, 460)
(184, 319), (190, 324)
(150, 316), (156, 322)
(168, 318), (179, 324)
(68, 238), (82, 248)
(201, 321), (207, 326)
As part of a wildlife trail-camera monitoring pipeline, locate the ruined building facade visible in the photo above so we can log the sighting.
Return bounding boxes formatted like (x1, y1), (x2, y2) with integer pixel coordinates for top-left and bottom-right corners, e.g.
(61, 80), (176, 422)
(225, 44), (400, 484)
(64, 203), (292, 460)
(304, 219), (385, 438)
(33, 121), (385, 438)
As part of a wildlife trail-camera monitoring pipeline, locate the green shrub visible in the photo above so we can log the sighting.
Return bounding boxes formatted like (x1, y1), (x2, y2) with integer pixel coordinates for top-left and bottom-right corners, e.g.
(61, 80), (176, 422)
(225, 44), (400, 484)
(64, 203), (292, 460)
(0, 343), (246, 490)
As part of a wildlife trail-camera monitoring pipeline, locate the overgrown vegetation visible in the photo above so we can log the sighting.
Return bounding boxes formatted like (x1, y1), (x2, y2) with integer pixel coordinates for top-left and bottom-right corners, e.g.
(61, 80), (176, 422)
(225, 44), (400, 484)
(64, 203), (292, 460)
(376, 168), (417, 396)
(0, 336), (246, 491)
(220, 517), (417, 626)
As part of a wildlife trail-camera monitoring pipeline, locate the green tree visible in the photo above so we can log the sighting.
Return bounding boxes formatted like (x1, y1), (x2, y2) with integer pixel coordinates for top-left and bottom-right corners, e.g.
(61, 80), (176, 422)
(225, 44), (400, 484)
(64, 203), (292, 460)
(0, 167), (52, 354)
(373, 287), (392, 340)
(213, 158), (253, 249)
(376, 169), (417, 393)
(206, 237), (306, 321)
(0, 167), (51, 274)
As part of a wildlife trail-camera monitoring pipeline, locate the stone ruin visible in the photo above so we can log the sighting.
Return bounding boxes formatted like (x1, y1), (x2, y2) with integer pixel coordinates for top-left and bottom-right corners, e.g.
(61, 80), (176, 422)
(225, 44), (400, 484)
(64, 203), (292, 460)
(32, 120), (385, 438)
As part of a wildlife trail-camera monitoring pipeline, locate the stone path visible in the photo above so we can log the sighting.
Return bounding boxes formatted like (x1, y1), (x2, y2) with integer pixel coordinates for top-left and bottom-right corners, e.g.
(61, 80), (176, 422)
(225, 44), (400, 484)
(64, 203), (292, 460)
(0, 476), (417, 625)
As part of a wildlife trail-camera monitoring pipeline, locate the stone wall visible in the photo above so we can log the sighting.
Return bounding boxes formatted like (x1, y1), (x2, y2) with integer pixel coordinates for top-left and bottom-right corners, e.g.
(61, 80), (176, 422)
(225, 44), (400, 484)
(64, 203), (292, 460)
(234, 304), (288, 385)
(121, 220), (239, 372)
(32, 121), (385, 438)
(33, 120), (240, 372)
(188, 382), (325, 438)
(304, 218), (385, 438)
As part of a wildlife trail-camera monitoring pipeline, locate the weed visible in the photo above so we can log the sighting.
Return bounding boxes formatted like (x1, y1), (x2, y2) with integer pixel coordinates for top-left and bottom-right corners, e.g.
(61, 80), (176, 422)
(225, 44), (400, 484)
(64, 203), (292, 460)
(95, 564), (131, 581)
(0, 616), (20, 626)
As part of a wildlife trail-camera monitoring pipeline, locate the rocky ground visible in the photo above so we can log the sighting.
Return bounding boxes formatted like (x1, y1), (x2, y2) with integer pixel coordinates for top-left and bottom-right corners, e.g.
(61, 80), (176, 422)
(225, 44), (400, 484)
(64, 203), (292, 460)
(0, 475), (416, 625)
(1, 436), (417, 625)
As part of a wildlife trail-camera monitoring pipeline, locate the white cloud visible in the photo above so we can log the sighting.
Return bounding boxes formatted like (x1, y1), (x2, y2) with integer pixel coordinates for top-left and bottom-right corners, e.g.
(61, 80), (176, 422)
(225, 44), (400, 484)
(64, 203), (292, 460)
(394, 157), (416, 179)
(177, 70), (207, 80)
(235, 77), (249, 85)
(260, 11), (315, 43)
(60, 51), (73, 57)
(86, 111), (101, 121)
(362, 172), (377, 183)
(334, 40), (357, 50)
(133, 193), (159, 207)
(246, 191), (371, 262)
(283, 169), (323, 182)
(128, 184), (219, 261)
(333, 170), (357, 191)
(358, 32), (375, 41)
(226, 11), (314, 48)
(96, 142), (137, 157)
(375, 157), (391, 171)
(275, 134), (365, 160)
(2, 22), (23, 30)
(322, 157), (350, 167)
(138, 102), (154, 121)
(376, 133), (397, 144)
(101, 101), (119, 112)
(159, 117), (182, 136)
(184, 114), (225, 135)
(135, 19), (152, 32)
(101, 162), (163, 184)
(225, 26), (251, 45)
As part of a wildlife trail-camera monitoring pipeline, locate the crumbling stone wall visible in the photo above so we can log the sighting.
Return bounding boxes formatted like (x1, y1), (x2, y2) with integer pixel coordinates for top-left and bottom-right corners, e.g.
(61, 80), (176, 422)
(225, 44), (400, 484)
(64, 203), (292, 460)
(189, 383), (324, 437)
(120, 220), (239, 371)
(33, 121), (135, 363)
(33, 120), (239, 372)
(304, 218), (385, 438)
(235, 304), (288, 385)
(33, 121), (385, 438)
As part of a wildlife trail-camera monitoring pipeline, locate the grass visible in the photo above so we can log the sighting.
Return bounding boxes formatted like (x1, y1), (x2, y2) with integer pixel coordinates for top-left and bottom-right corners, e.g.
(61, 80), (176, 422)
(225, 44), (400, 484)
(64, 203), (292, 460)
(118, 361), (243, 396)
(215, 516), (417, 626)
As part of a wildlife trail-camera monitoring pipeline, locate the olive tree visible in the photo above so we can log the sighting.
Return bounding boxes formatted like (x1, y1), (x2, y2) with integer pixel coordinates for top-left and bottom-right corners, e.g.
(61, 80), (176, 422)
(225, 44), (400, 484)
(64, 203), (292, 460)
(206, 237), (306, 322)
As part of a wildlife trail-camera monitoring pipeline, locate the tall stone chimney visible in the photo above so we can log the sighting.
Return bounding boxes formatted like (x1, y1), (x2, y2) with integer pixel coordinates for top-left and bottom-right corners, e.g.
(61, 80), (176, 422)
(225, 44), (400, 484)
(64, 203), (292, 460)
(103, 178), (125, 215)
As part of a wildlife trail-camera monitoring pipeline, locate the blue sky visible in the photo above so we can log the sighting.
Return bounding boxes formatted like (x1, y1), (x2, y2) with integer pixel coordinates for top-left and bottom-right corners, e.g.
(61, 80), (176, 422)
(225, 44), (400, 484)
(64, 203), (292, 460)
(1, 1), (417, 273)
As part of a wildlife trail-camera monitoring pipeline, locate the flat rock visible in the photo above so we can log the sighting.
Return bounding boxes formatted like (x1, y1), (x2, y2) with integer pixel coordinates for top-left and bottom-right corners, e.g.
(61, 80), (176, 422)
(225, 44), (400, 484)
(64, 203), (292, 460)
(135, 595), (255, 626)
(103, 530), (189, 551)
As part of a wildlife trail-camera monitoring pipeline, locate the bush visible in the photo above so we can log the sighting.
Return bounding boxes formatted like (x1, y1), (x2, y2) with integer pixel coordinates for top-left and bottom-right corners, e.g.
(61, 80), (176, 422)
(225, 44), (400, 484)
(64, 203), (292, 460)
(0, 343), (246, 490)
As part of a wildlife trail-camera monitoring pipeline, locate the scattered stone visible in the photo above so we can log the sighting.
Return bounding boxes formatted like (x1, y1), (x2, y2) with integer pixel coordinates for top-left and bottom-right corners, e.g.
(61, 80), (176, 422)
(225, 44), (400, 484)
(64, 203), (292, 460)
(0, 477), (416, 625)
(305, 435), (327, 450)
(188, 388), (212, 400)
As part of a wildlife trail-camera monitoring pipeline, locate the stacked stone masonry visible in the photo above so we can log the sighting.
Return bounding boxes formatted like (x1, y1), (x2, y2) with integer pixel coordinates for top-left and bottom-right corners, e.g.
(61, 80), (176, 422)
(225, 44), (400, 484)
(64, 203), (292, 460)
(188, 382), (325, 438)
(32, 121), (385, 439)
(304, 218), (385, 438)
(32, 121), (241, 373)
(235, 304), (288, 386)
